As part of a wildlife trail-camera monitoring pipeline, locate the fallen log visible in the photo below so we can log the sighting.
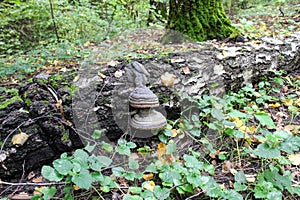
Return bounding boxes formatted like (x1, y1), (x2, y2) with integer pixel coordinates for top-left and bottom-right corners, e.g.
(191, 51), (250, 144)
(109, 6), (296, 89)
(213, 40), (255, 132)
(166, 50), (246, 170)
(0, 33), (299, 180)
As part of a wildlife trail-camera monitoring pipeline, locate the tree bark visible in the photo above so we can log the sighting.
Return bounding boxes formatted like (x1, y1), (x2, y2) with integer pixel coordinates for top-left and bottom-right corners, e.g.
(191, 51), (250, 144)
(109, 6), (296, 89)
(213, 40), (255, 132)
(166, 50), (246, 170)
(163, 0), (235, 43)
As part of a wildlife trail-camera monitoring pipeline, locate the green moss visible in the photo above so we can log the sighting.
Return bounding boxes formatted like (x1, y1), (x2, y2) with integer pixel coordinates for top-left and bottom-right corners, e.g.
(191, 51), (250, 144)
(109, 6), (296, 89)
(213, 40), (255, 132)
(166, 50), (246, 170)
(0, 96), (23, 109)
(0, 88), (23, 109)
(164, 0), (235, 43)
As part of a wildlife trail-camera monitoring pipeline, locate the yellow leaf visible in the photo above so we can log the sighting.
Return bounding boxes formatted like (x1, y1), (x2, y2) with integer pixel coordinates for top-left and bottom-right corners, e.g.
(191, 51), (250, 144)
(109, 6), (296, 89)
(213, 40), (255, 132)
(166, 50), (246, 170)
(143, 181), (155, 192)
(231, 117), (255, 134)
(288, 154), (300, 165)
(12, 131), (29, 146)
(98, 72), (106, 79)
(74, 185), (80, 190)
(143, 173), (154, 181)
(282, 99), (293, 106)
(269, 102), (281, 108)
(296, 99), (300, 106)
(53, 60), (59, 66)
(34, 187), (45, 195)
(171, 129), (178, 137)
(157, 143), (166, 157)
(222, 50), (228, 58)
(84, 41), (90, 47)
(73, 74), (80, 82)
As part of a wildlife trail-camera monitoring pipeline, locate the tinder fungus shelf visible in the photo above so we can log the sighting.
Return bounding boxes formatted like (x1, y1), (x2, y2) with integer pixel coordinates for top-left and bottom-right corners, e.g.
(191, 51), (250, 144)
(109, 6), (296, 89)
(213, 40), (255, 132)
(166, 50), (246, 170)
(129, 86), (166, 131)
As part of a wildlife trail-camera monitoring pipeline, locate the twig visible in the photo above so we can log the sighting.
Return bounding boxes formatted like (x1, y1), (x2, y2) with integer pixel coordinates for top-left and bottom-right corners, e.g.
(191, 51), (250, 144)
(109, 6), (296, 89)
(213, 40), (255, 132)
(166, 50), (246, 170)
(185, 190), (204, 200)
(157, 183), (187, 200)
(0, 180), (65, 186)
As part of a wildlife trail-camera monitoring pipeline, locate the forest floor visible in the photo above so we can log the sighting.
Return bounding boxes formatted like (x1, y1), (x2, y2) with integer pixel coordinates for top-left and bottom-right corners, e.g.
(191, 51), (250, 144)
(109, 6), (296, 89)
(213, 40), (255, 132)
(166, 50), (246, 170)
(0, 2), (300, 200)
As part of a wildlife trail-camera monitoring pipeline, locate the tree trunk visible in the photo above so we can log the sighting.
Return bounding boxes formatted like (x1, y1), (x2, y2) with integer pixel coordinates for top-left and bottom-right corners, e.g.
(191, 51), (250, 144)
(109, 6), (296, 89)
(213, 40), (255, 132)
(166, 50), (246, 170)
(163, 0), (235, 43)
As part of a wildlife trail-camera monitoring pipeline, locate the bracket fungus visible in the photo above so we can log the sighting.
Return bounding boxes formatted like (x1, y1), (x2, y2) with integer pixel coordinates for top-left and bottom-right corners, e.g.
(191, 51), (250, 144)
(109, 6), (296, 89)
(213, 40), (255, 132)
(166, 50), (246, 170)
(127, 62), (167, 131)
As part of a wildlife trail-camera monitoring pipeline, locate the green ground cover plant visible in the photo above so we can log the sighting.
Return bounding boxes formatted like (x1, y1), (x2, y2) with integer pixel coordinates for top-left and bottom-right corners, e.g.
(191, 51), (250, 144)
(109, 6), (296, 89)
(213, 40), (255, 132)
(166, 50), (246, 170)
(31, 72), (300, 199)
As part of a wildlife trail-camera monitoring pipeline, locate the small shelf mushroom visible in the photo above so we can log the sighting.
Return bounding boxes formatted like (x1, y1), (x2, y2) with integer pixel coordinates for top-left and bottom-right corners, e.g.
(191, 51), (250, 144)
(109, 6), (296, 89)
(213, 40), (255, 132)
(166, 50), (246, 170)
(129, 85), (166, 131)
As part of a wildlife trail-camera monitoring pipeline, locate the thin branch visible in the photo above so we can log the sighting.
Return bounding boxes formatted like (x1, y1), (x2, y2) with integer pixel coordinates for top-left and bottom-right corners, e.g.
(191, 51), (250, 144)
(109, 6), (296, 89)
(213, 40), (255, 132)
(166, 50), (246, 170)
(157, 183), (187, 200)
(185, 190), (204, 200)
(0, 180), (65, 186)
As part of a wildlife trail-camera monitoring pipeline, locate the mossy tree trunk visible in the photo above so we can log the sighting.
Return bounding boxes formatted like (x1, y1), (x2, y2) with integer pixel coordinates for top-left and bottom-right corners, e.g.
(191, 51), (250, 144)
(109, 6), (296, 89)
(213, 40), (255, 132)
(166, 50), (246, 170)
(163, 0), (235, 43)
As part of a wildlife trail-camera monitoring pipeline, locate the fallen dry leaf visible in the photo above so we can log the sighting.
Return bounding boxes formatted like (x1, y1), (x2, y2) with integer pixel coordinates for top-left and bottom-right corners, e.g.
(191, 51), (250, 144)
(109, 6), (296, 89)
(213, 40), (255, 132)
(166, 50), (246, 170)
(32, 176), (43, 183)
(182, 66), (191, 74)
(171, 129), (178, 137)
(98, 72), (106, 79)
(143, 181), (155, 192)
(282, 85), (289, 93)
(74, 185), (80, 190)
(161, 72), (176, 87)
(288, 154), (300, 165)
(73, 74), (80, 82)
(283, 125), (300, 134)
(245, 174), (256, 183)
(10, 192), (31, 200)
(157, 143), (166, 157)
(107, 60), (119, 67)
(27, 171), (35, 180)
(230, 168), (238, 176)
(143, 173), (154, 180)
(268, 102), (281, 108)
(157, 142), (175, 165)
(34, 187), (45, 196)
(282, 99), (293, 106)
(222, 160), (234, 174)
(12, 131), (29, 146)
(114, 70), (123, 78)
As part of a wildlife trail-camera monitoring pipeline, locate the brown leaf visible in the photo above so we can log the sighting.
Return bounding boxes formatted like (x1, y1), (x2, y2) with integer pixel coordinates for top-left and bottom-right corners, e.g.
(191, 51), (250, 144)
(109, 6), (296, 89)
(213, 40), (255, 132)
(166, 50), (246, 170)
(182, 66), (191, 74)
(10, 192), (31, 200)
(283, 125), (300, 133)
(160, 72), (176, 87)
(222, 160), (234, 174)
(27, 171), (35, 180)
(32, 176), (43, 183)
